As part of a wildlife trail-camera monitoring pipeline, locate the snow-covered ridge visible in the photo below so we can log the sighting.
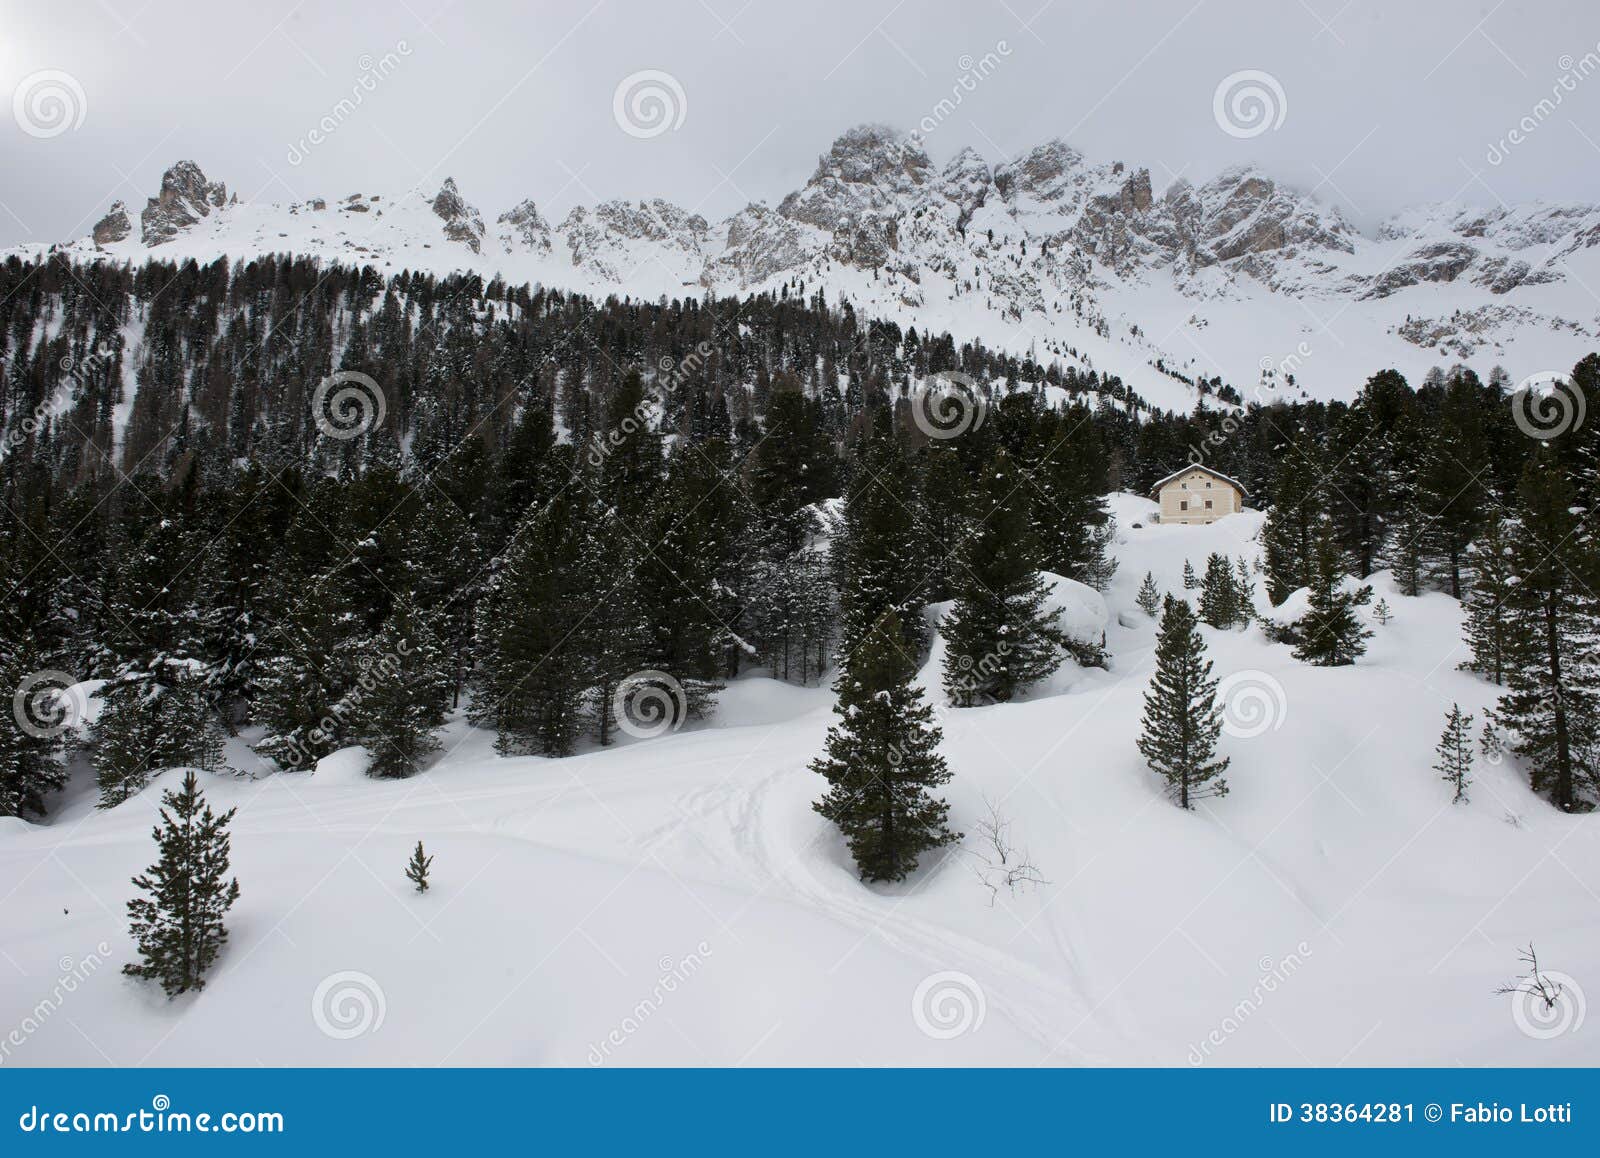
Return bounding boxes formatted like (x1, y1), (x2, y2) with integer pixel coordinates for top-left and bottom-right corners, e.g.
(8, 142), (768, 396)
(15, 126), (1600, 408)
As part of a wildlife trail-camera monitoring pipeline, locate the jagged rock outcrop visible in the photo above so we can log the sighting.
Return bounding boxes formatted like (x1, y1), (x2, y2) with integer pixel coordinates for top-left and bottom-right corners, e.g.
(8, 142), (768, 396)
(496, 199), (551, 255)
(779, 124), (934, 268)
(92, 202), (131, 244)
(703, 203), (812, 286)
(66, 132), (1600, 339)
(432, 178), (485, 253)
(140, 161), (228, 245)
(560, 199), (708, 283)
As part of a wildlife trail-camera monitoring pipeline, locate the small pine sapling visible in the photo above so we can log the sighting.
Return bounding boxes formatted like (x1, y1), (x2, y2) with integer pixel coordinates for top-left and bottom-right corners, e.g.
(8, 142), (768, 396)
(1136, 572), (1162, 617)
(1435, 703), (1474, 804)
(405, 840), (433, 894)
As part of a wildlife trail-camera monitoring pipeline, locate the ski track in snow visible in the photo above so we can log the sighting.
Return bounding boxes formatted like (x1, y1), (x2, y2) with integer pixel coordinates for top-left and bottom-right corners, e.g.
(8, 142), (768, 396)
(2, 497), (1598, 1066)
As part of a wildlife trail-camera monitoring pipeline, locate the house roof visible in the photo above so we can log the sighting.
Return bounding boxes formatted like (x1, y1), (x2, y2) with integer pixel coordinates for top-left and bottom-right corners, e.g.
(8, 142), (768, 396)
(1149, 463), (1248, 500)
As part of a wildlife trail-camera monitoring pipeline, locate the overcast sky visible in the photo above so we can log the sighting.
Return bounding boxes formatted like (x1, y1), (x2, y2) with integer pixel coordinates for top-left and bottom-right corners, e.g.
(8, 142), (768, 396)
(2, 0), (1597, 247)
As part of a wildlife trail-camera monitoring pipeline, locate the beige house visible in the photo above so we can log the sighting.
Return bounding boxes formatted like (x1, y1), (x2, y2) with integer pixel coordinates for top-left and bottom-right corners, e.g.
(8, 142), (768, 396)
(1151, 465), (1245, 525)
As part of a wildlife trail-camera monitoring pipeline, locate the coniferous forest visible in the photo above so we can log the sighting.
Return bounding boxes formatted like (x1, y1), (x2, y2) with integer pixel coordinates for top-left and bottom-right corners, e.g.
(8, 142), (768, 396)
(2, 249), (1599, 884)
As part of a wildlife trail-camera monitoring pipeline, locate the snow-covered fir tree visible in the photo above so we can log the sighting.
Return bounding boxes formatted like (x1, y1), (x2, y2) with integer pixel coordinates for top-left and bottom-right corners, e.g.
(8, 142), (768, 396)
(1136, 571), (1162, 617)
(1435, 703), (1474, 804)
(942, 453), (1064, 705)
(1461, 513), (1515, 685)
(1198, 552), (1241, 628)
(1495, 452), (1600, 811)
(347, 607), (453, 779)
(812, 611), (959, 882)
(1138, 597), (1229, 809)
(1292, 519), (1373, 667)
(123, 770), (241, 997)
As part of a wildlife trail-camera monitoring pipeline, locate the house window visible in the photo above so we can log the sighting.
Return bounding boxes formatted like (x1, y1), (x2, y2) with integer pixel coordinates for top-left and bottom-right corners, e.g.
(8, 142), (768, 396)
(1180, 500), (1188, 511)
(1205, 500), (1213, 509)
(1205, 481), (1212, 488)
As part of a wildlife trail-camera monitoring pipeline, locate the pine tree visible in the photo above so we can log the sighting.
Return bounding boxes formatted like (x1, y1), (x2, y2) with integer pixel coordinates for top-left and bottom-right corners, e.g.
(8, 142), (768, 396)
(1198, 552), (1240, 628)
(1182, 559), (1198, 591)
(472, 472), (595, 757)
(1386, 502), (1427, 597)
(123, 770), (241, 997)
(1372, 598), (1393, 625)
(1480, 719), (1504, 766)
(812, 611), (959, 882)
(1461, 514), (1515, 685)
(0, 634), (69, 819)
(1261, 430), (1322, 604)
(1233, 556), (1257, 620)
(835, 419), (928, 663)
(942, 453), (1064, 705)
(1435, 704), (1474, 804)
(347, 609), (452, 779)
(1292, 519), (1373, 667)
(405, 840), (433, 894)
(1137, 597), (1229, 809)
(89, 665), (228, 808)
(1136, 571), (1162, 617)
(1417, 371), (1489, 598)
(1496, 452), (1600, 811)
(632, 441), (740, 718)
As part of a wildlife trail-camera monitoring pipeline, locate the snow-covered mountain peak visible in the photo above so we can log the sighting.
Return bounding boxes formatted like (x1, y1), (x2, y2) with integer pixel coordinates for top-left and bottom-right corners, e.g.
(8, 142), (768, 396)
(26, 129), (1600, 409)
(137, 159), (230, 246)
(430, 177), (485, 253)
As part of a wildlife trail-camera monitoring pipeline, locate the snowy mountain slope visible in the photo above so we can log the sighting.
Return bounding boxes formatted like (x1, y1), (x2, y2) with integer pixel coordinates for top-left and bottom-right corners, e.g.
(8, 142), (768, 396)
(2, 496), (1594, 1067)
(13, 126), (1600, 412)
